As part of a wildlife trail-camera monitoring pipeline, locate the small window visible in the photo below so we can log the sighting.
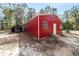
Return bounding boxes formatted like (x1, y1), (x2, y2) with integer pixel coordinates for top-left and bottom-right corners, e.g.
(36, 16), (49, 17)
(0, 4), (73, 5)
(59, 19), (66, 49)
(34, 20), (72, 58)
(42, 21), (48, 29)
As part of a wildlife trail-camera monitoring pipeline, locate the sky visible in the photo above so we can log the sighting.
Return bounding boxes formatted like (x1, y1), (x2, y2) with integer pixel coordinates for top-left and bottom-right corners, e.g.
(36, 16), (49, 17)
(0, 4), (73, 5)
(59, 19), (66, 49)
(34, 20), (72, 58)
(27, 3), (79, 15)
(0, 3), (79, 19)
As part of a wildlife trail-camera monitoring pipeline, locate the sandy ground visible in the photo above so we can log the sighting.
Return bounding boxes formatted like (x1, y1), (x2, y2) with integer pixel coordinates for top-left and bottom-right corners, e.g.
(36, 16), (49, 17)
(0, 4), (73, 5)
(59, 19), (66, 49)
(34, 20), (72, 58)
(0, 31), (79, 56)
(19, 33), (74, 56)
(58, 31), (79, 56)
(0, 32), (19, 56)
(19, 31), (79, 56)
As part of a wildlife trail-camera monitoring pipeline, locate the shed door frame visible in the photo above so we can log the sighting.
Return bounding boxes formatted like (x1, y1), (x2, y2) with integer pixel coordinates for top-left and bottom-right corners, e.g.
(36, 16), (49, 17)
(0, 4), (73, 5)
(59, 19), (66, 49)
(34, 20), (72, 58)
(53, 23), (57, 35)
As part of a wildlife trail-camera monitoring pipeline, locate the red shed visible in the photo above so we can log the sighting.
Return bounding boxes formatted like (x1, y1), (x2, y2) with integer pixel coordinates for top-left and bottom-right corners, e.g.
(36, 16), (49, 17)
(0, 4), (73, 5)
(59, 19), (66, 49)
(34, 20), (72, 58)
(24, 14), (62, 40)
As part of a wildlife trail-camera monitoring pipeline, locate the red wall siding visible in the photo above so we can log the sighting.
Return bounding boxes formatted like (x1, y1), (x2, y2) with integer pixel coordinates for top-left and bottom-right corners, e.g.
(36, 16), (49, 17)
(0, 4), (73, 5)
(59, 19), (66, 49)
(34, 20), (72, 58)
(24, 15), (62, 38)
(39, 15), (62, 37)
(24, 16), (38, 37)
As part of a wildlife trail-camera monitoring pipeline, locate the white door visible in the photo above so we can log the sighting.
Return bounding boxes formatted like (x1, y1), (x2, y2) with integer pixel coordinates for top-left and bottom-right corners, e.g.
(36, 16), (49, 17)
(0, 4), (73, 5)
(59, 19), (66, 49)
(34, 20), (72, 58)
(53, 23), (57, 35)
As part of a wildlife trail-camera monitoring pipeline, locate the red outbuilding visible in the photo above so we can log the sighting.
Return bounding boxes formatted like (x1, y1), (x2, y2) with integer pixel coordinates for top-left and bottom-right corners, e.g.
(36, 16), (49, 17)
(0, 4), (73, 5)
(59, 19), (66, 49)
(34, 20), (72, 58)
(24, 14), (62, 40)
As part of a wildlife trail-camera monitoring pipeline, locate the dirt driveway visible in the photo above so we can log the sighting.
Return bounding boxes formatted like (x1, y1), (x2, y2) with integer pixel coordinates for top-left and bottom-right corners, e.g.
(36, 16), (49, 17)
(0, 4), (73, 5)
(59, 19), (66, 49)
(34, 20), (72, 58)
(58, 31), (79, 56)
(19, 32), (77, 56)
(0, 32), (19, 56)
(0, 31), (79, 56)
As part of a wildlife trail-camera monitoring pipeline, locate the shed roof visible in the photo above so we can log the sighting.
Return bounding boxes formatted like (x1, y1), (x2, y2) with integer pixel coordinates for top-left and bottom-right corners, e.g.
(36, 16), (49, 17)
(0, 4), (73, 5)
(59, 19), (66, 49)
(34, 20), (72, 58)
(25, 14), (58, 25)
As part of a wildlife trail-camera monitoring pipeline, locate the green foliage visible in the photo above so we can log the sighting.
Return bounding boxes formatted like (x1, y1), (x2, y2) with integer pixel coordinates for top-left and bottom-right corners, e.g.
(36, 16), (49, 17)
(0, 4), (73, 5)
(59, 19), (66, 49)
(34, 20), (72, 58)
(3, 8), (14, 29)
(63, 5), (79, 30)
(27, 8), (36, 20)
(63, 20), (73, 30)
(0, 3), (29, 30)
(39, 5), (57, 15)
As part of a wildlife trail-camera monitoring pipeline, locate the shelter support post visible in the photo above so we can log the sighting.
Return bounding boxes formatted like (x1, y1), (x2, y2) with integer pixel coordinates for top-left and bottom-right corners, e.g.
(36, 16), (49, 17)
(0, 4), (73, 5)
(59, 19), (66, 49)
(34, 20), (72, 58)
(38, 15), (40, 40)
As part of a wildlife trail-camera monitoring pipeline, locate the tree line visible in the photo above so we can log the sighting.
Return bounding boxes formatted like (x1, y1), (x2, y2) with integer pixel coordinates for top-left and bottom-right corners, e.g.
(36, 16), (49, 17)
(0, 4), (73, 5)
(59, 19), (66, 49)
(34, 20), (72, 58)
(0, 3), (36, 30)
(0, 4), (57, 31)
(63, 5), (79, 32)
(0, 3), (79, 32)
